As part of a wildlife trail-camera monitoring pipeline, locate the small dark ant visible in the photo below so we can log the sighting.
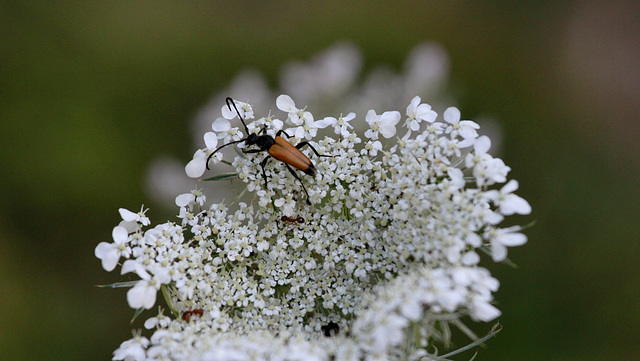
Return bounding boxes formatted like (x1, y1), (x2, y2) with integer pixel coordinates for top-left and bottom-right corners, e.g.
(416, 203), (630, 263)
(321, 321), (339, 337)
(181, 308), (204, 322)
(280, 215), (305, 224)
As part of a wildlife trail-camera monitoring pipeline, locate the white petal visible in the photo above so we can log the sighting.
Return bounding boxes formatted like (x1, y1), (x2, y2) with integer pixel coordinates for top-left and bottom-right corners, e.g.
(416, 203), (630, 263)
(113, 339), (147, 360)
(444, 107), (461, 124)
(471, 300), (501, 322)
(415, 104), (433, 119)
(501, 195), (531, 215)
(343, 112), (356, 121)
(185, 156), (206, 178)
(95, 242), (119, 272)
(144, 318), (157, 329)
(484, 189), (499, 202)
(112, 226), (129, 243)
(452, 267), (474, 285)
(221, 102), (240, 120)
(276, 94), (296, 112)
(313, 117), (335, 128)
(406, 96), (420, 115)
(459, 125), (479, 139)
(203, 132), (218, 150)
(491, 240), (507, 262)
(474, 136), (491, 155)
(380, 126), (397, 138)
(380, 111), (401, 126)
(424, 110), (438, 123)
(457, 137), (475, 148)
(439, 290), (464, 311)
(447, 168), (465, 190)
(152, 267), (171, 284)
(400, 299), (422, 321)
(465, 153), (476, 168)
(211, 117), (230, 132)
(379, 111), (400, 138)
(94, 241), (111, 259)
(272, 118), (284, 129)
(489, 158), (510, 183)
(120, 260), (137, 275)
(498, 232), (527, 247)
(119, 208), (138, 222)
(501, 179), (519, 194)
(466, 232), (483, 247)
(175, 193), (194, 207)
(483, 276), (500, 291)
(484, 210), (504, 225)
(127, 281), (157, 309)
(462, 251), (480, 265)
(460, 120), (480, 129)
(121, 260), (150, 279)
(301, 111), (314, 124)
(365, 109), (378, 126)
(118, 220), (140, 234)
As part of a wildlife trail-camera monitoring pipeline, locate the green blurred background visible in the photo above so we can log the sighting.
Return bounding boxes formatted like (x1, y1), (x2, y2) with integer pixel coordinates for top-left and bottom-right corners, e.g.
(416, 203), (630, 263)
(2, 1), (639, 360)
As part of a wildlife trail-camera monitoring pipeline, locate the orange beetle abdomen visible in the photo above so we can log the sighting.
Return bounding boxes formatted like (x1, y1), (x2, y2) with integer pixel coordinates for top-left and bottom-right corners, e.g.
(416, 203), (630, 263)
(269, 136), (317, 176)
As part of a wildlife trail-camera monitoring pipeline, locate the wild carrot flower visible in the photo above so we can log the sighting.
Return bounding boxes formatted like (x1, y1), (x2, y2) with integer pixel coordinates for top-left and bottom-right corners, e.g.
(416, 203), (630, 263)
(98, 95), (530, 360)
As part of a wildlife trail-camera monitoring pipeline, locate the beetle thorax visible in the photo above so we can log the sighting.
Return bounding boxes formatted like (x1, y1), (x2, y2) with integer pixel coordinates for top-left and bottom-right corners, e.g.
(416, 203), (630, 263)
(253, 134), (276, 150)
(245, 133), (259, 146)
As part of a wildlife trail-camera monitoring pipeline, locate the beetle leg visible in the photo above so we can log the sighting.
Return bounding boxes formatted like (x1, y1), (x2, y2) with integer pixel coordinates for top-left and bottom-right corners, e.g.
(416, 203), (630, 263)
(295, 141), (332, 158)
(284, 163), (311, 205)
(259, 156), (272, 189)
(275, 129), (290, 138)
(275, 130), (332, 158)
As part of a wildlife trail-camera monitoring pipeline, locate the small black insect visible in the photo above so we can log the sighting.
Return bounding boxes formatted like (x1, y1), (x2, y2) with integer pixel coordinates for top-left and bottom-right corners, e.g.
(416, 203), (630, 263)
(321, 321), (340, 337)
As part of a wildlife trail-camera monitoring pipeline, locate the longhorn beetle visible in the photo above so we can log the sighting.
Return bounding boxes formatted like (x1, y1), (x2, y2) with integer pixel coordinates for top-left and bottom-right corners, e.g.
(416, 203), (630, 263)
(206, 97), (329, 204)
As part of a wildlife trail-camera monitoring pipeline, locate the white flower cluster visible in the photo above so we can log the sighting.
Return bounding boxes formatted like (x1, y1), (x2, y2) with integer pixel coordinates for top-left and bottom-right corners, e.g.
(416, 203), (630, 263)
(96, 95), (530, 360)
(145, 42), (456, 207)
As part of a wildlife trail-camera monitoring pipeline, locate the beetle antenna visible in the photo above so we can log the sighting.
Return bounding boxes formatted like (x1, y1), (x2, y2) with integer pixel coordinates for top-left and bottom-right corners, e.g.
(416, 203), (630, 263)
(205, 138), (247, 170)
(226, 97), (250, 135)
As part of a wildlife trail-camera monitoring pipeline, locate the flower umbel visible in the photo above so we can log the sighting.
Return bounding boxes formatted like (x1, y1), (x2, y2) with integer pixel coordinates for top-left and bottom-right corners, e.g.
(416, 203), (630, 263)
(97, 95), (531, 360)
